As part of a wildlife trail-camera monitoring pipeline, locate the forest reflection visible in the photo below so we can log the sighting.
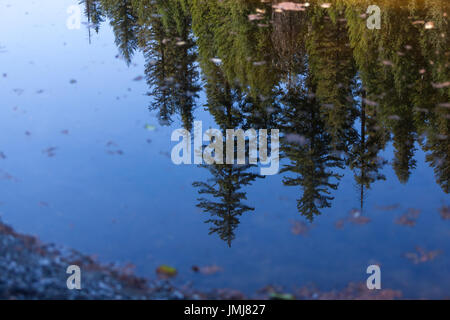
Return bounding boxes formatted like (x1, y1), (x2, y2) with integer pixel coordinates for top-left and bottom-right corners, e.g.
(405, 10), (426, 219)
(80, 0), (449, 245)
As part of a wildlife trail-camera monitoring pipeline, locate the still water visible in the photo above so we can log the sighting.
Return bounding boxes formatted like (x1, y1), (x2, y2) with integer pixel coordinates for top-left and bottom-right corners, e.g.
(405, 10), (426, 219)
(0, 0), (449, 298)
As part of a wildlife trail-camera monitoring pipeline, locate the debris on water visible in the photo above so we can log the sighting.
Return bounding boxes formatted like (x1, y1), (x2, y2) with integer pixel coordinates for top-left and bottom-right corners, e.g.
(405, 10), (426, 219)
(438, 102), (450, 109)
(272, 2), (307, 12)
(13, 88), (24, 95)
(38, 201), (49, 208)
(348, 209), (371, 225)
(334, 219), (345, 229)
(144, 124), (156, 131)
(388, 115), (401, 121)
(42, 147), (58, 157)
(424, 21), (435, 29)
(210, 58), (222, 65)
(156, 265), (177, 279)
(439, 205), (450, 220)
(69, 79), (77, 84)
(61, 130), (69, 135)
(432, 82), (450, 89)
(106, 141), (118, 147)
(248, 13), (264, 21)
(376, 204), (400, 211)
(133, 75), (143, 81)
(0, 170), (18, 182)
(350, 209), (360, 218)
(269, 292), (295, 300)
(362, 98), (379, 107)
(290, 220), (309, 236)
(159, 151), (171, 159)
(0, 152), (6, 160)
(253, 61), (266, 66)
(294, 283), (402, 300)
(404, 247), (441, 264)
(395, 208), (421, 227)
(192, 264), (223, 275)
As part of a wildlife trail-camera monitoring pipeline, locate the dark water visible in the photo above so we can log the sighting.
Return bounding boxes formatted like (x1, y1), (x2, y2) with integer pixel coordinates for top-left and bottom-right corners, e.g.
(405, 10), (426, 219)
(0, 0), (449, 298)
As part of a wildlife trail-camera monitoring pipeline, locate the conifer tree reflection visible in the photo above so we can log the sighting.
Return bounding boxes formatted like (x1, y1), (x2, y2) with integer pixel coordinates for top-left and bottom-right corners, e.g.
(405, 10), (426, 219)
(80, 0), (450, 223)
(80, 0), (105, 43)
(306, 5), (358, 153)
(136, 0), (200, 131)
(100, 0), (139, 64)
(192, 59), (262, 246)
(347, 91), (389, 211)
(280, 83), (344, 221)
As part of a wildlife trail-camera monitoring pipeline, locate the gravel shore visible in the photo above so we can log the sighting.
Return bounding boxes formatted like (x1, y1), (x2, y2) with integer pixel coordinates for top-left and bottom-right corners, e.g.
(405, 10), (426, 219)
(0, 219), (200, 300)
(0, 219), (404, 300)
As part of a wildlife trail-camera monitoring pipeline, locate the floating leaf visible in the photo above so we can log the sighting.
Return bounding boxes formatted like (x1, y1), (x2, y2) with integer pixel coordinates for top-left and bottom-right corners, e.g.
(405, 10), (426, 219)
(269, 292), (295, 300)
(156, 265), (177, 278)
(144, 124), (156, 131)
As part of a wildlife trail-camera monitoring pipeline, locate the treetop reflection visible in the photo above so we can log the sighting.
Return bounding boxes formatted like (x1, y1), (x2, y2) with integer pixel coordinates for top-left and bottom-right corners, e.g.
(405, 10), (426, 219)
(79, 0), (449, 245)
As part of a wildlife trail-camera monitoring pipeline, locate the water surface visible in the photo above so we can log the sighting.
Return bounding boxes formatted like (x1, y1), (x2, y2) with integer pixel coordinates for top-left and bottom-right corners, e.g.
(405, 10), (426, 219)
(0, 0), (449, 298)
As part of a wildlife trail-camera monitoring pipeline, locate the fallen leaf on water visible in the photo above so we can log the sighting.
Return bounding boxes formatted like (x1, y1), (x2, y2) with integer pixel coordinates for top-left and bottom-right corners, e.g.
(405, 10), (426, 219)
(439, 205), (450, 220)
(0, 170), (18, 182)
(376, 204), (400, 211)
(395, 208), (421, 227)
(42, 147), (58, 157)
(156, 265), (177, 278)
(272, 2), (306, 11)
(269, 292), (295, 300)
(348, 209), (371, 225)
(290, 220), (309, 236)
(144, 124), (156, 131)
(424, 21), (435, 29)
(334, 219), (345, 229)
(248, 13), (264, 21)
(404, 247), (441, 264)
(432, 82), (450, 89)
(349, 216), (371, 225)
(192, 264), (223, 275)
